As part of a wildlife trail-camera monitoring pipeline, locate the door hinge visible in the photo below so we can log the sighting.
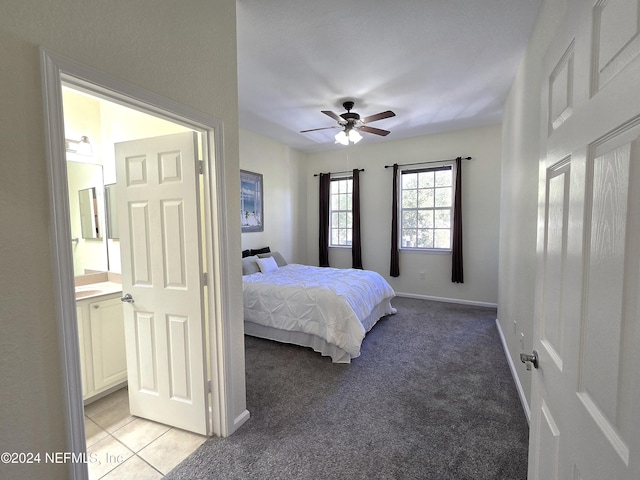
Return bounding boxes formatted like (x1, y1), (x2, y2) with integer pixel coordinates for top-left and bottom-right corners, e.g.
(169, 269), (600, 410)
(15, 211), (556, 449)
(198, 160), (204, 174)
(208, 379), (213, 393)
(202, 272), (208, 286)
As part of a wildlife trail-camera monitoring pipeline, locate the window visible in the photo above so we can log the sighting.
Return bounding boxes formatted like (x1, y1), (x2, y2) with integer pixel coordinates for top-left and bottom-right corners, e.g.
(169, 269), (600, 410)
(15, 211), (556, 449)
(400, 165), (453, 250)
(330, 177), (352, 246)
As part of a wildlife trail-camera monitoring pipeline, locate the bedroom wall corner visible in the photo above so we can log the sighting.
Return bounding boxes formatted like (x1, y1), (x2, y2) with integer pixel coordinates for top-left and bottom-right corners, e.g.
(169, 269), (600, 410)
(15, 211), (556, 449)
(497, 0), (569, 412)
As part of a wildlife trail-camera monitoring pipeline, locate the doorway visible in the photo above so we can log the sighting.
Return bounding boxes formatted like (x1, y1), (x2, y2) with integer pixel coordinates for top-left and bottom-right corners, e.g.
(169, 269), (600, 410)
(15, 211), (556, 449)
(63, 87), (210, 476)
(41, 49), (242, 479)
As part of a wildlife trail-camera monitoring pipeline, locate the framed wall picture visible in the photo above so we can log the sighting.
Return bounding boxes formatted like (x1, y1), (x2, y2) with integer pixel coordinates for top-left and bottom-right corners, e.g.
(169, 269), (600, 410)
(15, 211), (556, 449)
(240, 170), (264, 232)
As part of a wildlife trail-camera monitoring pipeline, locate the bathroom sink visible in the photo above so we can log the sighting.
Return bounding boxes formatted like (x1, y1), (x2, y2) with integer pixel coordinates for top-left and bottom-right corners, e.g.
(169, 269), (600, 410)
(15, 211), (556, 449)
(75, 289), (103, 299)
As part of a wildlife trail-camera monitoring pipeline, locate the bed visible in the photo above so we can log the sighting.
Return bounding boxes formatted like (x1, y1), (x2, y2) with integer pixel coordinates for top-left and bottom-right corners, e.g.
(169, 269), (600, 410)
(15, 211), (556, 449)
(242, 251), (396, 363)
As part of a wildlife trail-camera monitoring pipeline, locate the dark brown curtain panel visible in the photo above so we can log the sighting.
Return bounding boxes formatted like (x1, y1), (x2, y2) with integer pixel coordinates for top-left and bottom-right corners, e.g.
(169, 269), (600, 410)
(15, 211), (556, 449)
(318, 172), (331, 267)
(352, 169), (363, 269)
(452, 157), (464, 283)
(390, 163), (400, 277)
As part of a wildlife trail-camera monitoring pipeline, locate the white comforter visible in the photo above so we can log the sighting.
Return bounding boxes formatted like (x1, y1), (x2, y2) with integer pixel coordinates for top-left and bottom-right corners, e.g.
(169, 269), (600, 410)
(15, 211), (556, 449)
(243, 264), (396, 358)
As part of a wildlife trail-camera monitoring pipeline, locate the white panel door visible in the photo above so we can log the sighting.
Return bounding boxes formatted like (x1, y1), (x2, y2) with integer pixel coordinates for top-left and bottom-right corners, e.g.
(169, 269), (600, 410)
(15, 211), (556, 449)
(115, 132), (210, 435)
(528, 0), (640, 478)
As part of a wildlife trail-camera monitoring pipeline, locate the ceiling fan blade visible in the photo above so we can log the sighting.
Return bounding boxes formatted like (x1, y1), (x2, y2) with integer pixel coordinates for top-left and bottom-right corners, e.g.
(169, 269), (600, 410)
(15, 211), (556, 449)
(321, 110), (346, 124)
(362, 110), (396, 124)
(300, 125), (341, 133)
(359, 125), (391, 136)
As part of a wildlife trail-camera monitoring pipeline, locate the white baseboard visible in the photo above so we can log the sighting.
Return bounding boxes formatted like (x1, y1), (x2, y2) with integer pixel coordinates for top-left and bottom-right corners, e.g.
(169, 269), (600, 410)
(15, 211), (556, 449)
(233, 409), (251, 432)
(395, 291), (497, 308)
(495, 319), (531, 424)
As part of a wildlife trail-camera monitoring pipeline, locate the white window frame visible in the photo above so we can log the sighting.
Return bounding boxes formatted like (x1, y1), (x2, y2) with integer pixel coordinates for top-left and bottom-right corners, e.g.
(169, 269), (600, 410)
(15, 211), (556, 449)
(399, 163), (454, 252)
(329, 176), (353, 247)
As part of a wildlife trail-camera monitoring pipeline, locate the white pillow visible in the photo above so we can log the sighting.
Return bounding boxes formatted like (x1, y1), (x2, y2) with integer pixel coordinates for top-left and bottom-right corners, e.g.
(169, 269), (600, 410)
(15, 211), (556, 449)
(256, 255), (278, 273)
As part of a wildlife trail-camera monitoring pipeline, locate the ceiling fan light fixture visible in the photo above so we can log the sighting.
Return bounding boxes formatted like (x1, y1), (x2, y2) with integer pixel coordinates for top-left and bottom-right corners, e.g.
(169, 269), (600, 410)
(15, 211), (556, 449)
(349, 129), (362, 144)
(335, 128), (362, 145)
(334, 130), (349, 145)
(307, 101), (395, 144)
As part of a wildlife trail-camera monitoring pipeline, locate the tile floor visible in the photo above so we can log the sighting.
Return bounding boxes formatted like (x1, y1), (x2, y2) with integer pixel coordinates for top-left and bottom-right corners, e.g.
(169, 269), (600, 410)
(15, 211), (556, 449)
(84, 388), (207, 479)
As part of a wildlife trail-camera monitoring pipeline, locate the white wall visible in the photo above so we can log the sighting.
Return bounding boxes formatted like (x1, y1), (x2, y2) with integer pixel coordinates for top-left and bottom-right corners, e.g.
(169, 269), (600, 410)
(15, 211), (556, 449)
(239, 129), (307, 265)
(497, 0), (569, 409)
(305, 124), (502, 306)
(0, 2), (242, 479)
(62, 88), (193, 276)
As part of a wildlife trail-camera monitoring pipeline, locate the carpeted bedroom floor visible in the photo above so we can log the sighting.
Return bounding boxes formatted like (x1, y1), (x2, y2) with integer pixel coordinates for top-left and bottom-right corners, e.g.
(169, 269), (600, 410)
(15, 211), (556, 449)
(165, 296), (529, 480)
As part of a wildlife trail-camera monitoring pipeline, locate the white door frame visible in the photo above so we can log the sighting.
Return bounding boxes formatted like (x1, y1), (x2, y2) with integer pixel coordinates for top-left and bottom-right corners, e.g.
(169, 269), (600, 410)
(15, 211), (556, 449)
(40, 48), (236, 479)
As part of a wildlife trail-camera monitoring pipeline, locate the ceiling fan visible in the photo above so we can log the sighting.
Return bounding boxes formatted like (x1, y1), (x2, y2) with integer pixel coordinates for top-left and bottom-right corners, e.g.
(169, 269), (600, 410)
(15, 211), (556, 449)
(300, 101), (396, 145)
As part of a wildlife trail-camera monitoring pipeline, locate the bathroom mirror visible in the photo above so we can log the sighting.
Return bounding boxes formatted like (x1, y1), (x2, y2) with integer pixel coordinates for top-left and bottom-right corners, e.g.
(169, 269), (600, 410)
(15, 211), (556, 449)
(79, 187), (101, 239)
(104, 183), (119, 239)
(67, 161), (109, 276)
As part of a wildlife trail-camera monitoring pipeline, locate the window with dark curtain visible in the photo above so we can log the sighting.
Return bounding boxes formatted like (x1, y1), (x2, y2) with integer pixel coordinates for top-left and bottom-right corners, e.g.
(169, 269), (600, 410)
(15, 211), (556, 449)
(390, 163), (400, 277)
(352, 169), (363, 269)
(452, 157), (464, 283)
(318, 172), (331, 267)
(399, 165), (453, 249)
(329, 177), (352, 247)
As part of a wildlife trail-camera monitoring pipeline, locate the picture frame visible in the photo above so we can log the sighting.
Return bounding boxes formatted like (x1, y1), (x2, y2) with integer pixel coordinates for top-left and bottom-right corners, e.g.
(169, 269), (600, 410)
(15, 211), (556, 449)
(240, 170), (264, 232)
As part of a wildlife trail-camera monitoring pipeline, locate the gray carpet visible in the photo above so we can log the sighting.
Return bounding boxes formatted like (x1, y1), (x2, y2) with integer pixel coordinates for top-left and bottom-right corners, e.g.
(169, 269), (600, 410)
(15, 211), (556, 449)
(166, 297), (529, 479)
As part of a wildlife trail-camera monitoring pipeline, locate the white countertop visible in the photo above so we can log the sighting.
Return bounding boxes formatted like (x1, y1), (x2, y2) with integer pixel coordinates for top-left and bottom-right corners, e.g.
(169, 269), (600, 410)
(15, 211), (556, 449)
(75, 281), (122, 301)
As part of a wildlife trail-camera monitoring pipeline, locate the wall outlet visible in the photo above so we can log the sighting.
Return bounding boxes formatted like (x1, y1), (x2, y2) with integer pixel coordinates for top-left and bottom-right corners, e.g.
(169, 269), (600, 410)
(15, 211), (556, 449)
(419, 271), (425, 280)
(520, 332), (525, 351)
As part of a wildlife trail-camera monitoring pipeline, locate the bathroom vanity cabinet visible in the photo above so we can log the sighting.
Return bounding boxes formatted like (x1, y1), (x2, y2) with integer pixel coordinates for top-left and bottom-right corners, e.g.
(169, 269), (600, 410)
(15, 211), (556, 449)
(76, 292), (127, 402)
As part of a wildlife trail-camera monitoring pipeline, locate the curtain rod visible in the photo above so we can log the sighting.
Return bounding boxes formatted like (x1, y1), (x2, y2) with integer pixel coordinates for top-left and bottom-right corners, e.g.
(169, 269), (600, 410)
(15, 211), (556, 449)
(384, 157), (472, 168)
(313, 168), (365, 177)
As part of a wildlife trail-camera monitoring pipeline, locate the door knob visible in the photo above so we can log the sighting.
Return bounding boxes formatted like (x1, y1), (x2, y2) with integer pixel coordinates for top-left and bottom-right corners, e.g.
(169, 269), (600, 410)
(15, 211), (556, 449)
(520, 350), (538, 371)
(120, 293), (134, 303)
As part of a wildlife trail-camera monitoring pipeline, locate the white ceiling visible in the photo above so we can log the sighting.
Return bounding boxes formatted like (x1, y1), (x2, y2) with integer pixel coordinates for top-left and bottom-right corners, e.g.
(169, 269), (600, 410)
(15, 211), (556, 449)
(236, 0), (542, 153)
